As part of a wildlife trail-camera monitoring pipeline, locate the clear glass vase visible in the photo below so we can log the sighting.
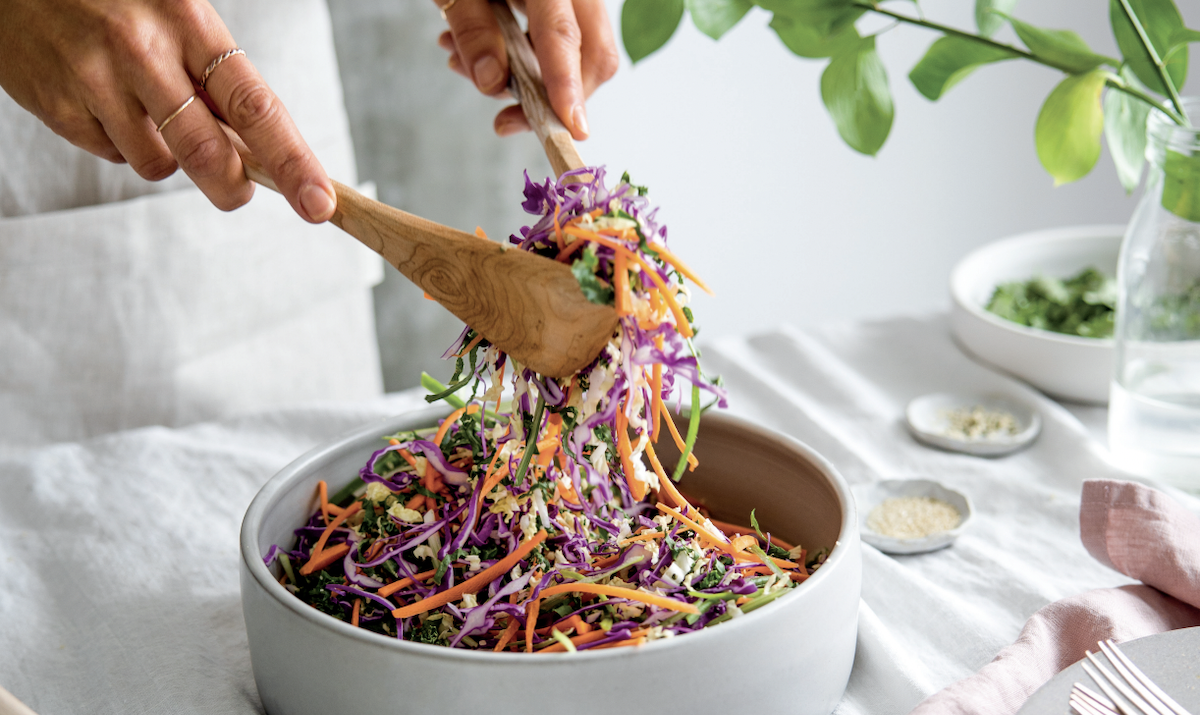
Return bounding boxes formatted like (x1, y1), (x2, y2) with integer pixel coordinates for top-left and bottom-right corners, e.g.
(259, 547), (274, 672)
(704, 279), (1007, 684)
(1108, 98), (1200, 491)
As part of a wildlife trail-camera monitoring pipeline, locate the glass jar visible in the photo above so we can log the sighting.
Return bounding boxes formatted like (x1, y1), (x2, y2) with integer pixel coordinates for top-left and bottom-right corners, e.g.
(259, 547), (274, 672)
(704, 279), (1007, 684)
(1109, 98), (1200, 491)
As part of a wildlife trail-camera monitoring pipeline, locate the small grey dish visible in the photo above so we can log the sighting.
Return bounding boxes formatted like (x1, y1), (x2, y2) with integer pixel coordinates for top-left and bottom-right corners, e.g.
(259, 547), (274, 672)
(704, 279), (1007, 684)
(854, 479), (973, 555)
(906, 392), (1041, 457)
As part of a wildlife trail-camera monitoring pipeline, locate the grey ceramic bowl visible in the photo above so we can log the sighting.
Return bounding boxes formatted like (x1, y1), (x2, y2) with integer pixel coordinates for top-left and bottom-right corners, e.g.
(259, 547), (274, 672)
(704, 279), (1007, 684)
(240, 409), (862, 715)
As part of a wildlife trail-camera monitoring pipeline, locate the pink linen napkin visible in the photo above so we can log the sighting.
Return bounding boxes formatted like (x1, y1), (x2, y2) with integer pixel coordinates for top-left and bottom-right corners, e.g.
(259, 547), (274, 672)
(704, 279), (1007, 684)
(910, 479), (1200, 715)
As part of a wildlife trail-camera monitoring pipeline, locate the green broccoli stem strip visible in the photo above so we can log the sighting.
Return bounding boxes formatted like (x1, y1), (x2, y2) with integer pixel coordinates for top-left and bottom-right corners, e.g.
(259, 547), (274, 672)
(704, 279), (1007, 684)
(849, 1), (1187, 126)
(512, 395), (547, 485)
(672, 383), (703, 481)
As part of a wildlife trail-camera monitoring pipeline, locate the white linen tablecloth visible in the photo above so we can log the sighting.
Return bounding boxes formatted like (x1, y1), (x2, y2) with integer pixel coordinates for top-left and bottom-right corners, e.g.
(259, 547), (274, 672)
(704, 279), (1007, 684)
(2, 313), (1196, 714)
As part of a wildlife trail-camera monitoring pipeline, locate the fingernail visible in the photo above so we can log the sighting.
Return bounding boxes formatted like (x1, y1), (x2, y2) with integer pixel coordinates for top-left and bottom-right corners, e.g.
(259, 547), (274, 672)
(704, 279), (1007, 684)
(572, 105), (589, 138)
(473, 55), (503, 93)
(496, 119), (523, 137)
(300, 183), (336, 222)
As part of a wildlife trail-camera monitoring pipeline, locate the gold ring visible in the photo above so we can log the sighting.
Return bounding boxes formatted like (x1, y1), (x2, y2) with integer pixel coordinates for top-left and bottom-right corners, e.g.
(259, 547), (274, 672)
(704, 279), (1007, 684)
(156, 94), (197, 133)
(439, 0), (461, 21)
(200, 48), (245, 90)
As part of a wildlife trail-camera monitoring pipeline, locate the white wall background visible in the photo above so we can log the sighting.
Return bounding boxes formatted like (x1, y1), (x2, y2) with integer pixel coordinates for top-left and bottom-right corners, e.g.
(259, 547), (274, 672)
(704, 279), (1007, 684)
(327, 0), (1200, 390)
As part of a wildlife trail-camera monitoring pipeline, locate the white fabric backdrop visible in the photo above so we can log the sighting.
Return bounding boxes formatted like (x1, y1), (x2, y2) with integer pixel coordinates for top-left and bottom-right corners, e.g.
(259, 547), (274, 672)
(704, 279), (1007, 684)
(2, 314), (1196, 714)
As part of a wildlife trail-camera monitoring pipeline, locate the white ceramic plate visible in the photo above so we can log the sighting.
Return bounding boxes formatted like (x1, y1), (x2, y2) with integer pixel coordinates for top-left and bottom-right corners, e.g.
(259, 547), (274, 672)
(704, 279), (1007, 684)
(950, 225), (1123, 405)
(1018, 627), (1200, 714)
(906, 392), (1041, 457)
(854, 479), (973, 555)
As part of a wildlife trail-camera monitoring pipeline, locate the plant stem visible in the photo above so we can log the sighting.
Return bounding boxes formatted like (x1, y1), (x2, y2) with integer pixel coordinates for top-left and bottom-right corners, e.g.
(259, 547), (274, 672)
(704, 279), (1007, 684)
(1115, 0), (1189, 123)
(851, 0), (1188, 126)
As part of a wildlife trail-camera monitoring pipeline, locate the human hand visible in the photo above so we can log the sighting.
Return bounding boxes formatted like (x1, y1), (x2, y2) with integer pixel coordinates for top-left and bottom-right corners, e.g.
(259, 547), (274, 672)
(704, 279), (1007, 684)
(0, 0), (336, 223)
(435, 0), (619, 139)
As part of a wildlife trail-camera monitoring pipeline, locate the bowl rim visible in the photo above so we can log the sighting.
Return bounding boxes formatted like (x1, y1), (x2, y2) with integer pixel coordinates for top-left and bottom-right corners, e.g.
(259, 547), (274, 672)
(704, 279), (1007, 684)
(240, 409), (858, 662)
(950, 223), (1125, 349)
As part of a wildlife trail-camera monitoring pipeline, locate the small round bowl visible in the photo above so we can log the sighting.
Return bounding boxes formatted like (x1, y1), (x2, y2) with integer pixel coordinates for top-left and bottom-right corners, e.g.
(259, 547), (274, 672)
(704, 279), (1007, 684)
(854, 479), (973, 555)
(906, 392), (1041, 457)
(240, 410), (862, 715)
(950, 225), (1122, 405)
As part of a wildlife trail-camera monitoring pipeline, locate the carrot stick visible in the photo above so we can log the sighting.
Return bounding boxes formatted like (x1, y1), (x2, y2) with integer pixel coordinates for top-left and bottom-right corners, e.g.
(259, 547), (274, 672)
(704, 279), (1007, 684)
(308, 501), (363, 559)
(351, 598), (362, 627)
(317, 480), (330, 524)
(538, 628), (609, 652)
(525, 597), (541, 653)
(614, 252), (631, 316)
(706, 518), (797, 552)
(535, 583), (699, 614)
(298, 543), (351, 576)
(377, 568), (439, 597)
(494, 618), (520, 652)
(589, 630), (651, 650)
(643, 441), (700, 518)
(475, 226), (488, 240)
(646, 243), (713, 295)
(454, 333), (484, 358)
(651, 363), (663, 442)
(433, 404), (474, 446)
(391, 530), (548, 619)
(562, 227), (693, 338)
(555, 237), (589, 263)
(617, 531), (665, 546)
(405, 493), (425, 511)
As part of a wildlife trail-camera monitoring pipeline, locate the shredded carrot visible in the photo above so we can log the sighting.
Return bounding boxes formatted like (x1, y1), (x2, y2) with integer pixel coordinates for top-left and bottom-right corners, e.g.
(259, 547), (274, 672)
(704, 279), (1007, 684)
(475, 226), (488, 240)
(298, 543), (350, 576)
(555, 237), (589, 263)
(351, 598), (362, 627)
(654, 505), (797, 569)
(524, 597), (541, 653)
(646, 243), (713, 296)
(618, 531), (665, 546)
(538, 628), (609, 652)
(317, 480), (331, 524)
(388, 438), (400, 446)
(433, 404), (480, 446)
(392, 530), (548, 619)
(535, 582), (699, 614)
(729, 534), (759, 553)
(590, 631), (650, 650)
(643, 441), (698, 517)
(562, 226), (693, 338)
(707, 518), (797, 552)
(494, 618), (520, 652)
(377, 568), (439, 597)
(405, 493), (425, 511)
(614, 252), (631, 316)
(735, 596), (751, 607)
(454, 333), (484, 358)
(651, 358), (663, 442)
(397, 449), (420, 471)
(552, 205), (563, 249)
(308, 501), (363, 559)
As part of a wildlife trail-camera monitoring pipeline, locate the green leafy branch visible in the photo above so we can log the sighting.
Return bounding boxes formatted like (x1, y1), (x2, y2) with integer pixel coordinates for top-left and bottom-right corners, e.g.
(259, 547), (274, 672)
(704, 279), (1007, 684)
(621, 0), (1198, 191)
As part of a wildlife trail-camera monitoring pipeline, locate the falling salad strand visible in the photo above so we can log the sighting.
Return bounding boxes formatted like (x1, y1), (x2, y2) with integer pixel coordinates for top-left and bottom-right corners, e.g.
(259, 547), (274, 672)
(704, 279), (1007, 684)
(267, 167), (827, 651)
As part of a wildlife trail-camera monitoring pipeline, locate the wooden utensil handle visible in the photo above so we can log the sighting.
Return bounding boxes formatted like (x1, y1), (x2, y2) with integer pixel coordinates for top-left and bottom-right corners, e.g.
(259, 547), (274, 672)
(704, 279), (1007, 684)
(491, 0), (585, 177)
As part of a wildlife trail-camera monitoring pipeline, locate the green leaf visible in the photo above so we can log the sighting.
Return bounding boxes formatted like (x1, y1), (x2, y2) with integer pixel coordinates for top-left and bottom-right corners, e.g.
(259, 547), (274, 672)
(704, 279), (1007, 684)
(572, 248), (615, 306)
(1103, 66), (1152, 193)
(622, 0), (686, 63)
(749, 509), (765, 539)
(975, 0), (1018, 38)
(687, 0), (752, 40)
(908, 35), (1019, 101)
(820, 35), (894, 156)
(1162, 149), (1200, 222)
(1109, 0), (1187, 95)
(1007, 16), (1117, 73)
(755, 0), (864, 38)
(1035, 70), (1108, 185)
(769, 12), (859, 58)
(1164, 27), (1200, 64)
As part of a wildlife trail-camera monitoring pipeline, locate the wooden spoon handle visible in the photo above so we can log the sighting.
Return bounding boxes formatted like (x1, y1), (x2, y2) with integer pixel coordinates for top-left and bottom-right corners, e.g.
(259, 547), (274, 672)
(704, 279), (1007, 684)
(491, 0), (585, 177)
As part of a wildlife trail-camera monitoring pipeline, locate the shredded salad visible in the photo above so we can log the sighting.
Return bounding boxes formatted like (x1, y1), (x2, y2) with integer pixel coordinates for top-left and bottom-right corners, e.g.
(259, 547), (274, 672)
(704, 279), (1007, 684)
(266, 167), (827, 652)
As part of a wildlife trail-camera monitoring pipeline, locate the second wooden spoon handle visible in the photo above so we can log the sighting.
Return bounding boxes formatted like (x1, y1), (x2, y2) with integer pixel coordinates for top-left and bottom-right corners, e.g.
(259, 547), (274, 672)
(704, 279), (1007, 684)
(491, 0), (585, 177)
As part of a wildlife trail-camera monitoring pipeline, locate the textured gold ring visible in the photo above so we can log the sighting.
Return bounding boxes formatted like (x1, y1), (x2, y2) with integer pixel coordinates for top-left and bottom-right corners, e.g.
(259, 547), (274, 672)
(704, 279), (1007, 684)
(156, 94), (197, 133)
(200, 48), (246, 90)
(439, 0), (461, 21)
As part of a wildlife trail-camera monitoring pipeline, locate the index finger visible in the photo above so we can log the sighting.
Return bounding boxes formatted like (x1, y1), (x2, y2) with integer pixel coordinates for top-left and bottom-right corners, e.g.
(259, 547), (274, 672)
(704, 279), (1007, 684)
(525, 0), (588, 139)
(195, 52), (335, 223)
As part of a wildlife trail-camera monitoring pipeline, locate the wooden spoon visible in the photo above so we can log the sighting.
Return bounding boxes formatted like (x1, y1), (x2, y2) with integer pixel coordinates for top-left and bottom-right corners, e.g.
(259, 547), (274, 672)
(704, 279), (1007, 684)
(225, 139), (616, 379)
